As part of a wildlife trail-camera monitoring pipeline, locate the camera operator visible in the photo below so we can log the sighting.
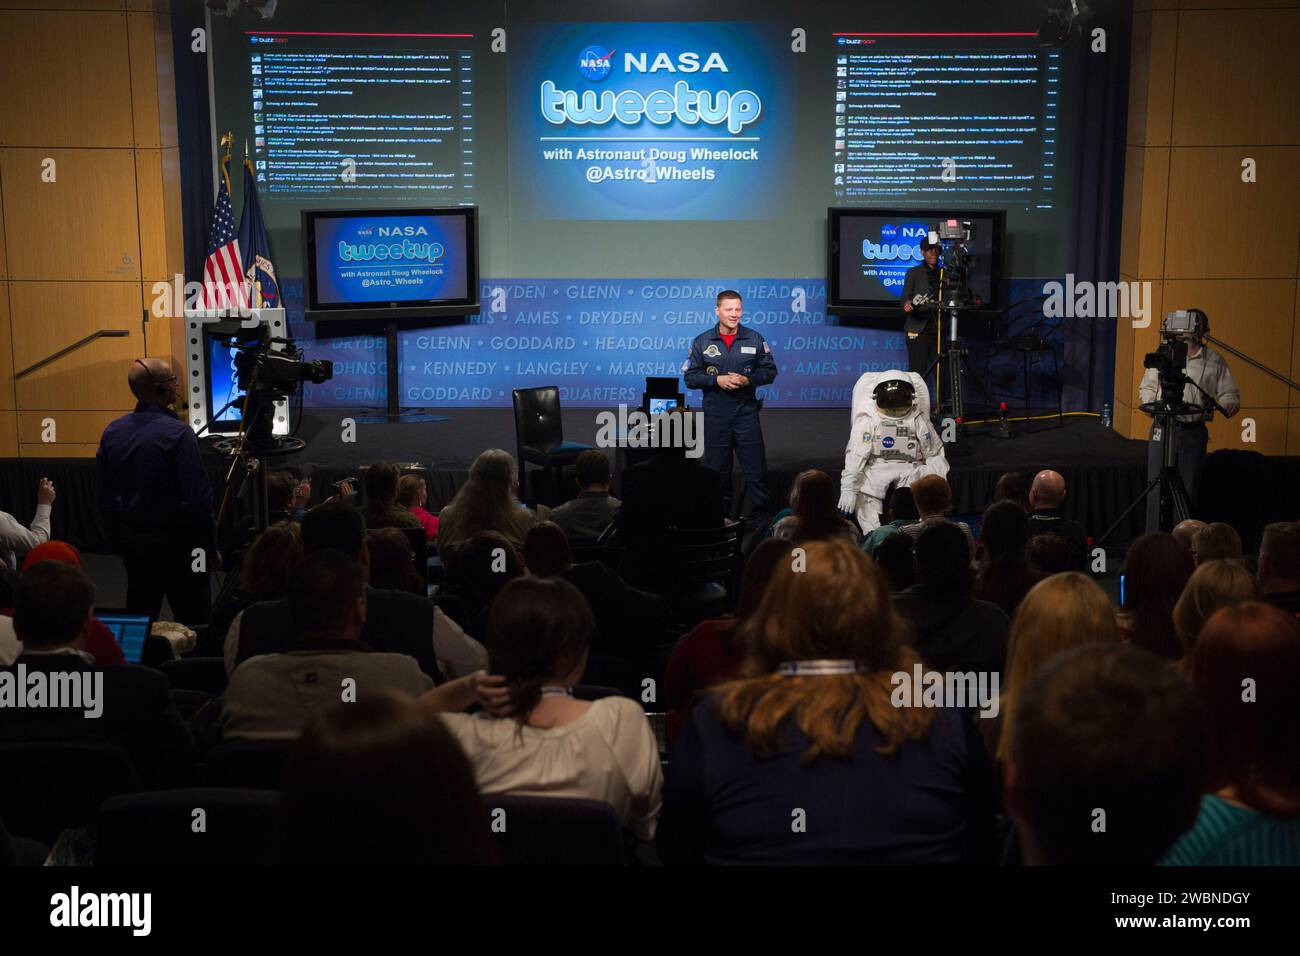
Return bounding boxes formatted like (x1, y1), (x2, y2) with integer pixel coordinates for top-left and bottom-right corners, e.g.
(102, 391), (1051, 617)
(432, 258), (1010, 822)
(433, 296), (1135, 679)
(900, 236), (942, 378)
(97, 357), (217, 625)
(1138, 309), (1239, 529)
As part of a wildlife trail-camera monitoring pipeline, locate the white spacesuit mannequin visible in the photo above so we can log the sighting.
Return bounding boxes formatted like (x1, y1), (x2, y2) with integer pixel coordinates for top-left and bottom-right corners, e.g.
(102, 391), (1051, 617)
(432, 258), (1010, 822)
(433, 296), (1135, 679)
(839, 370), (949, 532)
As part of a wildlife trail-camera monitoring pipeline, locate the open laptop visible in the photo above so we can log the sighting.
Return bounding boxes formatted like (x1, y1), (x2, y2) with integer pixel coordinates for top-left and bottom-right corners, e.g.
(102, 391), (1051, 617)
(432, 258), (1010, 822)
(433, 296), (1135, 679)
(95, 609), (153, 664)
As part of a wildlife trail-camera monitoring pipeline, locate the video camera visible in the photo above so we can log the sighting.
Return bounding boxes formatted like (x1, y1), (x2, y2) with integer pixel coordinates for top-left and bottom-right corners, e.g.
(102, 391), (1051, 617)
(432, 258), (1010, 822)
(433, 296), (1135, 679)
(1143, 310), (1208, 409)
(229, 326), (333, 451)
(930, 219), (978, 309)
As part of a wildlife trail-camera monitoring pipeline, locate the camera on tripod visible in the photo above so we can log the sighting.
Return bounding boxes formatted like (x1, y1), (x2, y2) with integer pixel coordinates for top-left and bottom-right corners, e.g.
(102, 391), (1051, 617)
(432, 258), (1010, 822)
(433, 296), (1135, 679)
(1143, 310), (1207, 407)
(931, 219), (978, 309)
(229, 325), (334, 451)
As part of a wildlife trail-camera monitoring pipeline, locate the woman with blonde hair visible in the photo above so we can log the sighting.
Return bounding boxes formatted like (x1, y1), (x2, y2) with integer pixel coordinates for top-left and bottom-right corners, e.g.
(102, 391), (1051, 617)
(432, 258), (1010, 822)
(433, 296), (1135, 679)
(1172, 559), (1259, 661)
(991, 572), (1121, 766)
(435, 449), (538, 554)
(657, 538), (997, 864)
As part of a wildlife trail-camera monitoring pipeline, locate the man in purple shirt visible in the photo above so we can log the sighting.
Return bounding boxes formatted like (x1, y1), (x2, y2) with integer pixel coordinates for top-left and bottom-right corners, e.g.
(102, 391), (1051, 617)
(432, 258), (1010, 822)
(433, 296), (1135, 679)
(96, 358), (216, 625)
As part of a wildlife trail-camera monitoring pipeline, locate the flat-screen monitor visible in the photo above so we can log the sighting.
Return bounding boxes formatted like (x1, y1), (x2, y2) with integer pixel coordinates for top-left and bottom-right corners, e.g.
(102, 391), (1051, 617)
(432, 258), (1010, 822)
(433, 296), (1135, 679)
(827, 207), (1004, 317)
(302, 206), (479, 321)
(96, 610), (152, 664)
(205, 330), (244, 433)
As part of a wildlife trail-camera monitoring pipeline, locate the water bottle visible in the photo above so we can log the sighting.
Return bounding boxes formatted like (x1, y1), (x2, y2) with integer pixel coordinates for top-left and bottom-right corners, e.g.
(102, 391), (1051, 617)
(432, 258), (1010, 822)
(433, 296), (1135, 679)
(1101, 403), (1112, 428)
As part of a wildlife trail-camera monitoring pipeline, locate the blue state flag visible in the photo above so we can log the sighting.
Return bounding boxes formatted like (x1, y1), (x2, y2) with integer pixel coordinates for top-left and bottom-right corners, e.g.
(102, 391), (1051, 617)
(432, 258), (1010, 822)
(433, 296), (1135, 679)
(238, 158), (280, 307)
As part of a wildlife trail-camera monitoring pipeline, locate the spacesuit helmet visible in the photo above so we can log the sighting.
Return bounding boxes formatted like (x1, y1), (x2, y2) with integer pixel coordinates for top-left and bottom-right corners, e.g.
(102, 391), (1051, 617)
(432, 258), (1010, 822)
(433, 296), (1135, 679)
(872, 377), (917, 418)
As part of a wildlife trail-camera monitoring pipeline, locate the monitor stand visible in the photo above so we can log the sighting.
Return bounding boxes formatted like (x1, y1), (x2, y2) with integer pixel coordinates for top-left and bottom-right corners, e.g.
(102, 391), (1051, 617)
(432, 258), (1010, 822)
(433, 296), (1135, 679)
(354, 321), (451, 425)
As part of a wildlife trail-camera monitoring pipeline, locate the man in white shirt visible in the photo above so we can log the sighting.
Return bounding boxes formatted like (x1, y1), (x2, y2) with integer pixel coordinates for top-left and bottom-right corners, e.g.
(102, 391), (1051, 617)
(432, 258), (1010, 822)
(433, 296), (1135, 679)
(0, 478), (55, 565)
(1138, 309), (1239, 531)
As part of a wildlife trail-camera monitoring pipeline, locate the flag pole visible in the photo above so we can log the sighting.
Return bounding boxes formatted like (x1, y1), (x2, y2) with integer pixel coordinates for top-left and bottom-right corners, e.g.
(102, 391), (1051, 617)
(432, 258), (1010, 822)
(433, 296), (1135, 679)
(243, 138), (261, 307)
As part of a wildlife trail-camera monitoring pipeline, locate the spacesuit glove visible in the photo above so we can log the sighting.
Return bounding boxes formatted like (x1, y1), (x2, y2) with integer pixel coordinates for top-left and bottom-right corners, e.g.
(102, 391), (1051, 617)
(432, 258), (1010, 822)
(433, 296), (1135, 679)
(837, 488), (858, 515)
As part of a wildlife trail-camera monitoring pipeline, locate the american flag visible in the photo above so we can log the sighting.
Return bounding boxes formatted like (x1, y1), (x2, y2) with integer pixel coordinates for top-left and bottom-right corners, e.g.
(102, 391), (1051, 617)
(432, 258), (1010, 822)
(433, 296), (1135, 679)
(198, 155), (249, 310)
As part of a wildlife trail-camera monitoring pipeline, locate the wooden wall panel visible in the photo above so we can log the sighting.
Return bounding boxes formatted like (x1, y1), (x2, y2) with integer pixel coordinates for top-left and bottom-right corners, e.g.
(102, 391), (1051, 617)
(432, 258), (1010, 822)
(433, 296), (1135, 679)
(1163, 146), (1300, 279)
(0, 181), (7, 279)
(128, 11), (161, 148)
(1130, 10), (1179, 148)
(135, 148), (169, 282)
(160, 147), (185, 278)
(0, 148), (141, 281)
(1171, 10), (1300, 146)
(0, 10), (133, 148)
(1119, 146), (1169, 278)
(1207, 406), (1287, 456)
(0, 282), (13, 410)
(0, 1), (125, 10)
(0, 410), (16, 458)
(9, 281), (142, 410)
(1179, 0), (1300, 9)
(18, 409), (125, 444)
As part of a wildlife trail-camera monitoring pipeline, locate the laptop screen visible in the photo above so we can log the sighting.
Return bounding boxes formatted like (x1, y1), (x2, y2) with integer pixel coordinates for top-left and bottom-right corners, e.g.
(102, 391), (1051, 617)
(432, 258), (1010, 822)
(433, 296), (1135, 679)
(96, 612), (151, 664)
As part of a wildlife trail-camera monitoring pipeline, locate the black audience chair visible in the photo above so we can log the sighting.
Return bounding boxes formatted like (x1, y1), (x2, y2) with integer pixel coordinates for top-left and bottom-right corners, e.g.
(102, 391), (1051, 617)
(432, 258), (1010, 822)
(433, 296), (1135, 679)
(0, 815), (48, 867)
(170, 688), (214, 721)
(162, 656), (229, 695)
(205, 739), (292, 790)
(666, 522), (745, 625)
(512, 386), (592, 506)
(0, 742), (141, 845)
(398, 525), (431, 588)
(95, 788), (280, 866)
(486, 795), (628, 866)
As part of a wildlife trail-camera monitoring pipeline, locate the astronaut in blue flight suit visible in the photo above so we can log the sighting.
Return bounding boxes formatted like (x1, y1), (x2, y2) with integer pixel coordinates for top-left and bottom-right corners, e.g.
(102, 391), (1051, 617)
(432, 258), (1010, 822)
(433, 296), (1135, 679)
(682, 290), (779, 527)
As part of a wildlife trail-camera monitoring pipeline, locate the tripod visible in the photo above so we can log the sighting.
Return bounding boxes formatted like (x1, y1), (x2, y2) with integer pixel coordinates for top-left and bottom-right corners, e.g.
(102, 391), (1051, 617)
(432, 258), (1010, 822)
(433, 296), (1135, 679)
(922, 305), (994, 449)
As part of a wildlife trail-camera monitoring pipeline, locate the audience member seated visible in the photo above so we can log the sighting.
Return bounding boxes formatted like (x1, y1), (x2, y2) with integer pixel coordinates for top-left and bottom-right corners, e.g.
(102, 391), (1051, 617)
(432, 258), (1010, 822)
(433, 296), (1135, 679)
(618, 423), (725, 590)
(436, 449), (539, 554)
(861, 483), (919, 554)
(973, 500), (1041, 617)
(1006, 642), (1207, 865)
(396, 474), (439, 543)
(225, 471), (309, 560)
(227, 502), (486, 681)
(521, 522), (669, 664)
(1191, 522), (1244, 566)
(901, 475), (975, 556)
(1171, 559), (1259, 661)
(362, 461), (421, 532)
(1117, 532), (1195, 660)
(0, 542), (125, 666)
(987, 573), (1121, 768)
(873, 533), (916, 592)
(1172, 518), (1207, 556)
(771, 469), (860, 545)
(1163, 602), (1300, 865)
(664, 537), (794, 745)
(453, 531), (525, 643)
(1025, 470), (1087, 571)
(366, 527), (425, 595)
(657, 539), (997, 864)
(894, 522), (1010, 675)
(0, 561), (194, 787)
(1025, 533), (1071, 576)
(993, 471), (1031, 512)
(547, 449), (621, 543)
(281, 693), (495, 864)
(428, 577), (662, 841)
(1257, 522), (1300, 618)
(207, 521), (301, 656)
(0, 477), (54, 563)
(222, 551), (435, 740)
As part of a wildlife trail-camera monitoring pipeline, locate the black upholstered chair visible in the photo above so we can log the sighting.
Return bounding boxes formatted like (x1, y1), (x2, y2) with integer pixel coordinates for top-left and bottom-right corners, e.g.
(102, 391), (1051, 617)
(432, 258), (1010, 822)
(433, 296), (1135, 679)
(0, 742), (141, 845)
(512, 386), (592, 505)
(485, 795), (628, 866)
(95, 788), (280, 866)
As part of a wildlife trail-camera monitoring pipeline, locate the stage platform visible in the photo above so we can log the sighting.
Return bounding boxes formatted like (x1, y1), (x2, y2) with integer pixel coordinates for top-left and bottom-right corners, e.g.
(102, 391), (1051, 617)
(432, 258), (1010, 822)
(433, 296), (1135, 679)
(2, 409), (1162, 555)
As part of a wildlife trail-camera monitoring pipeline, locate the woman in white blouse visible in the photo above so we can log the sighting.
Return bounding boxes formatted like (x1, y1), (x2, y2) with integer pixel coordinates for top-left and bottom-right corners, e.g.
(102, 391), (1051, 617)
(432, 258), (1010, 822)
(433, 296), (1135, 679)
(420, 576), (661, 841)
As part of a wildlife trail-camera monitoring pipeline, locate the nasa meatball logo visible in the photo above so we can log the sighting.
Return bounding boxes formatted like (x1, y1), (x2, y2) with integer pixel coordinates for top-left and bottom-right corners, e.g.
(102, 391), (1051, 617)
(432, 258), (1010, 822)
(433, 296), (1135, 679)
(882, 436), (895, 449)
(881, 224), (899, 241)
(579, 45), (615, 82)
